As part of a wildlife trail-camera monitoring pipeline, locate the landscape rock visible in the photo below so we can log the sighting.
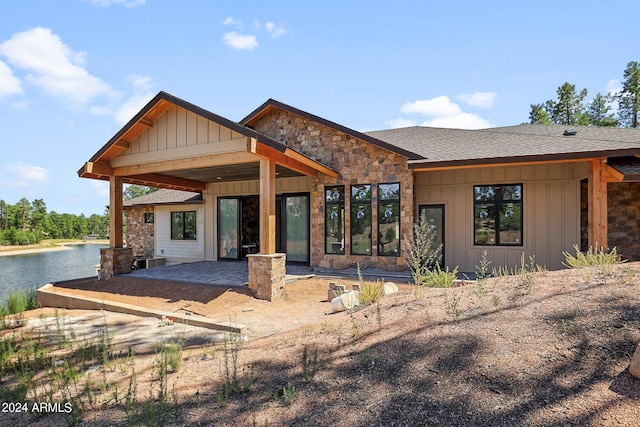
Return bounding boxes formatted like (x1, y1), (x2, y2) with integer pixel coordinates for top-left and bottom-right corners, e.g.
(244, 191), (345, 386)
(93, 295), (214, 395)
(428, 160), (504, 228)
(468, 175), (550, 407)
(629, 343), (640, 379)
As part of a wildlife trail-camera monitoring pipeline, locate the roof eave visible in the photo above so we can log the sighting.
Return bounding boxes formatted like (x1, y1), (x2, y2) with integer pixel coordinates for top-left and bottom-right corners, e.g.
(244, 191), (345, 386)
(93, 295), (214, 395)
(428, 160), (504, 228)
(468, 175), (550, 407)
(408, 148), (640, 170)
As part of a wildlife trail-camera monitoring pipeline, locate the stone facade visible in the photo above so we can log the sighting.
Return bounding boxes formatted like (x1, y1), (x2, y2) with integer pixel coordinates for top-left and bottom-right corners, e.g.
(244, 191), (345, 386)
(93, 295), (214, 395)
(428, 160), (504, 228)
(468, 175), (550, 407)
(580, 179), (640, 260)
(99, 247), (133, 279)
(125, 207), (155, 257)
(251, 109), (413, 271)
(247, 253), (286, 301)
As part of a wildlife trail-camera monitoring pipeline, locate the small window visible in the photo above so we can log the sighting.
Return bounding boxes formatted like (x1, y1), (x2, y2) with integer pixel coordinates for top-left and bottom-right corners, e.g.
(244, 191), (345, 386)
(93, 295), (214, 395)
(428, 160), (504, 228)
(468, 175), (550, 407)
(171, 211), (197, 240)
(144, 213), (154, 224)
(378, 183), (401, 256)
(350, 184), (372, 255)
(474, 184), (523, 246)
(325, 186), (345, 254)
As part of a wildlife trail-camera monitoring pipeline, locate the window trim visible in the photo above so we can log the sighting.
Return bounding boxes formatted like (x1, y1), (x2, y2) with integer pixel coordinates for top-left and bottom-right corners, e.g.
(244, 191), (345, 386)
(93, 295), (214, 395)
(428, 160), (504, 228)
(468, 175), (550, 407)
(171, 210), (197, 241)
(473, 183), (523, 246)
(377, 182), (401, 257)
(350, 184), (372, 255)
(324, 185), (345, 255)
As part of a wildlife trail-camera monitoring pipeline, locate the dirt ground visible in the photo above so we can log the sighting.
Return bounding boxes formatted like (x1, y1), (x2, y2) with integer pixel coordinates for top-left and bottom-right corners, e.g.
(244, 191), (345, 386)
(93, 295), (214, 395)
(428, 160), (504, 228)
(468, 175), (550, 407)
(2, 264), (640, 426)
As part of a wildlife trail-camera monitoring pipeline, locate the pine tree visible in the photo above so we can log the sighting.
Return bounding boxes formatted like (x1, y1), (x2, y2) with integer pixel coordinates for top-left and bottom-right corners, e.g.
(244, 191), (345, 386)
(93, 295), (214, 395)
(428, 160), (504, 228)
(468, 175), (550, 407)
(618, 61), (640, 128)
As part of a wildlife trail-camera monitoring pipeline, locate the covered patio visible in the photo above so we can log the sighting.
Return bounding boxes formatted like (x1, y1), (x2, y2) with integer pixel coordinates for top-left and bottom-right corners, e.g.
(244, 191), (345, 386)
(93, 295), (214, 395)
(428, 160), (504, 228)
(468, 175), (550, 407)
(78, 92), (337, 301)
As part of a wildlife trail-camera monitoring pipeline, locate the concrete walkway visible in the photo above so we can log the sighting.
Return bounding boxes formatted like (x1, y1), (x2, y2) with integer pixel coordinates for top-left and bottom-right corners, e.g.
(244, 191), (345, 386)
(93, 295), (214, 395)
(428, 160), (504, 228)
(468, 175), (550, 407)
(127, 260), (413, 287)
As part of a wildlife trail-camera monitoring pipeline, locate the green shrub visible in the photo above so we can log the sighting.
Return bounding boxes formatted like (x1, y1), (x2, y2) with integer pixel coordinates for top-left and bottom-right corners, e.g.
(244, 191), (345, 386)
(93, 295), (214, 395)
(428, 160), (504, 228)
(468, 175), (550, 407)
(422, 265), (459, 288)
(357, 281), (384, 305)
(2, 288), (38, 315)
(562, 244), (626, 268)
(405, 213), (442, 286)
(4, 289), (27, 314)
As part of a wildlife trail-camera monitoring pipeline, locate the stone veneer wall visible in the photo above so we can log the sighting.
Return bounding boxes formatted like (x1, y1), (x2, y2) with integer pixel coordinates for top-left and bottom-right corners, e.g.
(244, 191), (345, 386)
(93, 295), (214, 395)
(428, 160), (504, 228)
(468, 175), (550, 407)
(99, 247), (133, 279)
(125, 207), (155, 257)
(250, 109), (413, 271)
(580, 179), (640, 261)
(247, 253), (286, 301)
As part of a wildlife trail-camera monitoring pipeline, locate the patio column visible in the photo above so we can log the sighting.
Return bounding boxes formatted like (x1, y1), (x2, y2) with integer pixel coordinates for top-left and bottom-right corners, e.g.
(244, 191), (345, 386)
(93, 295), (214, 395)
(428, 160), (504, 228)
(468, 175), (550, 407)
(259, 158), (277, 254)
(248, 157), (286, 300)
(99, 175), (132, 279)
(109, 175), (124, 248)
(588, 159), (608, 250)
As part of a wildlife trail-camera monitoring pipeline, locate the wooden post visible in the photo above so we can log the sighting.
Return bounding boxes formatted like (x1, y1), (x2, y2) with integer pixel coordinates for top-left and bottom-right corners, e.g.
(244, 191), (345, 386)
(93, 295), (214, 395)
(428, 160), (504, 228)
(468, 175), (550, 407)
(109, 175), (124, 248)
(259, 158), (276, 254)
(587, 159), (607, 250)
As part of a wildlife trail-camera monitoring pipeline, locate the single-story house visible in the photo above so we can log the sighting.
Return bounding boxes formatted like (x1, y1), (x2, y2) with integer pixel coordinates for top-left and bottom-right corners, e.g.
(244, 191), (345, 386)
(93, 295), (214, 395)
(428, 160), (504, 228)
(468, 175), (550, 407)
(79, 92), (640, 296)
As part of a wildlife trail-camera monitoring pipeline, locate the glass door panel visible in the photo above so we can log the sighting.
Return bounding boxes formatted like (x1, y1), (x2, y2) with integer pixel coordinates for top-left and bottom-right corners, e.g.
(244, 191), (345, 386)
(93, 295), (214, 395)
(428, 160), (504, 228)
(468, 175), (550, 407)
(418, 204), (445, 267)
(284, 195), (309, 263)
(218, 198), (240, 260)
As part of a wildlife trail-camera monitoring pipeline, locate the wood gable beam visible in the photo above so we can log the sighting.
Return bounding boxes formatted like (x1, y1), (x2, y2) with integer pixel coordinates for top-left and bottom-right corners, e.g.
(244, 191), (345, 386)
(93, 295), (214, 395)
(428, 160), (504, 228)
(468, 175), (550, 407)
(126, 173), (205, 192)
(247, 138), (338, 178)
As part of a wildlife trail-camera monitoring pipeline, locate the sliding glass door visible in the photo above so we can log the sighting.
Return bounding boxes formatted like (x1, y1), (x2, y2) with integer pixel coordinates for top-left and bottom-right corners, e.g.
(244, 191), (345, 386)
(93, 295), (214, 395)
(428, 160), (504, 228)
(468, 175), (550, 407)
(218, 197), (240, 260)
(283, 194), (309, 262)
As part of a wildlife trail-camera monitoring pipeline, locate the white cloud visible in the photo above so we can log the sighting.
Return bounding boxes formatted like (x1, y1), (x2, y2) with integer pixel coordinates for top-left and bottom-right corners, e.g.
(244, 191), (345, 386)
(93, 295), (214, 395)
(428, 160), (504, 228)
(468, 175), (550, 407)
(456, 91), (497, 109)
(1, 164), (50, 188)
(0, 60), (22, 96)
(91, 0), (146, 7)
(114, 93), (154, 125)
(606, 79), (622, 95)
(394, 95), (493, 129)
(223, 32), (259, 50)
(129, 74), (153, 91)
(222, 16), (243, 28)
(265, 22), (286, 38)
(420, 113), (493, 129)
(91, 180), (110, 199)
(401, 96), (462, 116)
(385, 117), (418, 128)
(0, 27), (114, 107)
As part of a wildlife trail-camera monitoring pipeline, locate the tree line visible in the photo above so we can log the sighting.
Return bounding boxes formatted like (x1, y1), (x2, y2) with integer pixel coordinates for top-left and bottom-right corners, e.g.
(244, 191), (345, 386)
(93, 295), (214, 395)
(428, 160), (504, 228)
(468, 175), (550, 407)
(529, 61), (640, 127)
(0, 198), (109, 246)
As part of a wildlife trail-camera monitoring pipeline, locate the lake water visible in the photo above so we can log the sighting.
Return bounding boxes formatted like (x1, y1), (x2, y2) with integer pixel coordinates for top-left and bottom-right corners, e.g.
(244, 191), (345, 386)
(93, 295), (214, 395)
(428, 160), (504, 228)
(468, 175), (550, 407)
(0, 244), (106, 302)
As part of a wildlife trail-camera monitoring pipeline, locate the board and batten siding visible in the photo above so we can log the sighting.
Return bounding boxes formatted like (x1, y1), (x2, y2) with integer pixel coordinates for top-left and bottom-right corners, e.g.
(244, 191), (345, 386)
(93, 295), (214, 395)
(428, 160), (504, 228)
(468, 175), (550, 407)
(414, 162), (588, 272)
(110, 105), (252, 168)
(154, 204), (205, 263)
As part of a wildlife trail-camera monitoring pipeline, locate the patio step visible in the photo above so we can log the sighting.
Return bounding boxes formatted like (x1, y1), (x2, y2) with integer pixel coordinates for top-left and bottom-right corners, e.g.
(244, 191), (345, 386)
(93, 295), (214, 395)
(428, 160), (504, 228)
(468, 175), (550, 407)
(37, 283), (246, 334)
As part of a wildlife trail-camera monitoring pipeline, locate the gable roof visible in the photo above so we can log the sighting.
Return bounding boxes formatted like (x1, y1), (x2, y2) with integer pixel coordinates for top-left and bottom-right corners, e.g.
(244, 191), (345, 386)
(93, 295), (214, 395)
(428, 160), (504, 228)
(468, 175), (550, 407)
(123, 189), (202, 208)
(78, 92), (337, 187)
(366, 124), (640, 169)
(240, 98), (425, 160)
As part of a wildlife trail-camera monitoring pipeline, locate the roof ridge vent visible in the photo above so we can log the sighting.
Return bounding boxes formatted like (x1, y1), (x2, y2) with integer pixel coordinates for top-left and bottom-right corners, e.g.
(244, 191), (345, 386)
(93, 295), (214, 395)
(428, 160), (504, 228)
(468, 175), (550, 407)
(563, 129), (577, 136)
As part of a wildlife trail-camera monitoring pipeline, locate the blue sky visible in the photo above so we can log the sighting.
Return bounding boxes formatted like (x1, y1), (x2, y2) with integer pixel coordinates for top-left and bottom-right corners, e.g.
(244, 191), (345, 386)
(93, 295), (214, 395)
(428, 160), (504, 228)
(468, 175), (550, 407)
(0, 0), (636, 216)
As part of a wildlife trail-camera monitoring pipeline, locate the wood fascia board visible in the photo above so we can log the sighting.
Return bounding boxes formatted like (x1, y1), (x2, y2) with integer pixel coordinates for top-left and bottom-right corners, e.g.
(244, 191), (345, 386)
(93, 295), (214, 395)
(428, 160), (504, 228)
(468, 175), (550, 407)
(409, 157), (591, 172)
(79, 161), (113, 177)
(111, 152), (249, 176)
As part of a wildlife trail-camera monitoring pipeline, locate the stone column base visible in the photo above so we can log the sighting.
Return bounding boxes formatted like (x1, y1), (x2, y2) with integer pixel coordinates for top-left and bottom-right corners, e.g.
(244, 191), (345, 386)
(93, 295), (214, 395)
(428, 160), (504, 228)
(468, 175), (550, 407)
(247, 253), (286, 301)
(99, 247), (133, 280)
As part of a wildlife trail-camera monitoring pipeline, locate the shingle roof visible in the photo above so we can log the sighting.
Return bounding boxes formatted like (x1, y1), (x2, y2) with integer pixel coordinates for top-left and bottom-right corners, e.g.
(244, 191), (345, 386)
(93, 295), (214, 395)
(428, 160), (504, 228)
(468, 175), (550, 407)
(123, 189), (202, 207)
(366, 124), (640, 168)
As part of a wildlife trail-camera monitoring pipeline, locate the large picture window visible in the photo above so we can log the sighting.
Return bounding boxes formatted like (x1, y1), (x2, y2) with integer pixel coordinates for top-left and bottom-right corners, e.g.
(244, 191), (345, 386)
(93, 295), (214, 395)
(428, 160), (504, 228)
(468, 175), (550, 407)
(474, 184), (523, 246)
(350, 184), (372, 255)
(171, 211), (197, 240)
(325, 186), (345, 254)
(378, 183), (401, 256)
